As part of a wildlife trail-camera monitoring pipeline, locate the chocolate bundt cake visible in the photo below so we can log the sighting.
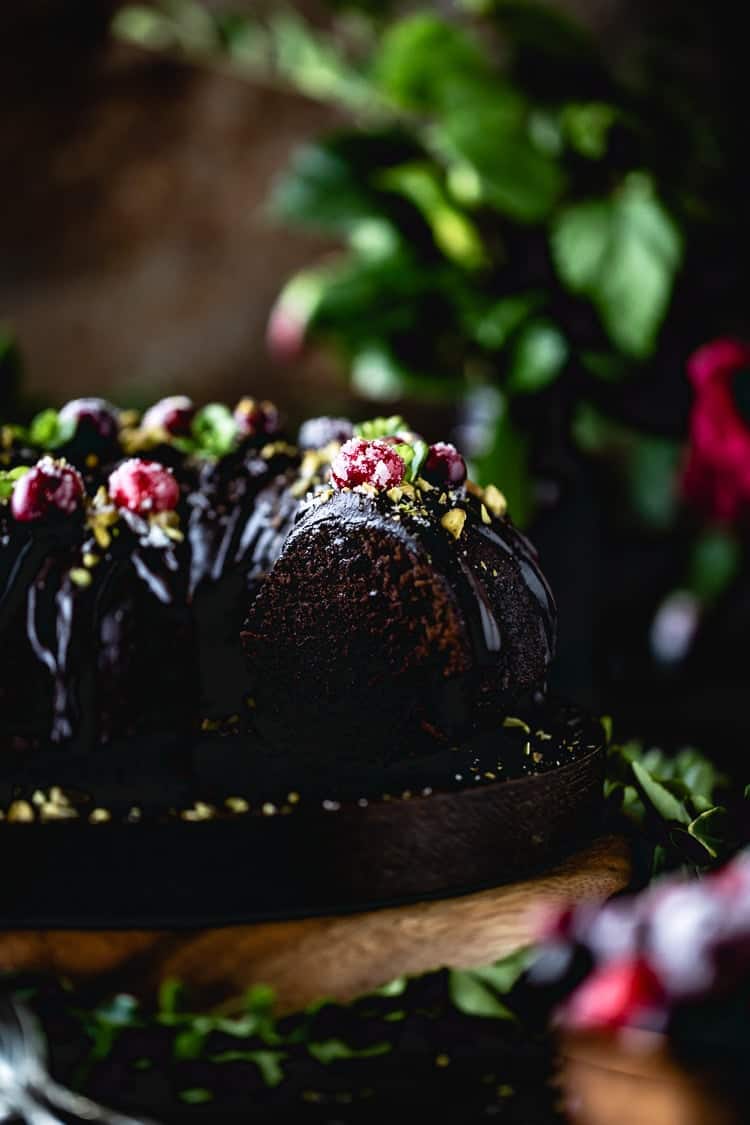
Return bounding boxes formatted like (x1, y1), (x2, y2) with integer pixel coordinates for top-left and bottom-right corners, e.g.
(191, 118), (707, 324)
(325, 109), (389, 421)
(0, 398), (607, 919)
(1, 401), (555, 765)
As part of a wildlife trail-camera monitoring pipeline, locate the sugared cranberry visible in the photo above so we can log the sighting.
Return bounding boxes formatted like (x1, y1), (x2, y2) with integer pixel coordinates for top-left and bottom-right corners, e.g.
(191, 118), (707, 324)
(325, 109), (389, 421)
(58, 397), (119, 445)
(108, 458), (180, 515)
(331, 438), (406, 490)
(11, 457), (85, 522)
(234, 397), (281, 439)
(423, 442), (467, 486)
(297, 416), (354, 450)
(561, 957), (665, 1032)
(142, 395), (196, 438)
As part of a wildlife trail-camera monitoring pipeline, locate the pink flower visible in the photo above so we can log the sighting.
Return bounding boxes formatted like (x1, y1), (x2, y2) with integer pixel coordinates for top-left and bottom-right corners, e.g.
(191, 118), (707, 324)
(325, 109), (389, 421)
(560, 957), (665, 1033)
(682, 338), (750, 524)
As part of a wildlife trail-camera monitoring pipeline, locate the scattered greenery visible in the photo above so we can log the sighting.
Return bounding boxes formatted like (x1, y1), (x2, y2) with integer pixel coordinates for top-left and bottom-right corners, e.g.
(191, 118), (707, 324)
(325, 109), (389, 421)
(605, 739), (744, 876)
(173, 402), (239, 458)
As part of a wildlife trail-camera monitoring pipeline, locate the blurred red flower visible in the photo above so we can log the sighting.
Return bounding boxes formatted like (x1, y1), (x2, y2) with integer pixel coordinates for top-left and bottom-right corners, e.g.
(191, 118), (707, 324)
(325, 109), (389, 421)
(683, 338), (750, 524)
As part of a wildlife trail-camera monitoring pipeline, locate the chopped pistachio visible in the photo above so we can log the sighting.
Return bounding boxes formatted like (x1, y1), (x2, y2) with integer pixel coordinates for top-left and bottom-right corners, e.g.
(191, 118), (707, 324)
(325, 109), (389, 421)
(386, 486), (403, 503)
(483, 484), (507, 518)
(502, 716), (531, 733)
(262, 802), (277, 816)
(226, 796), (249, 813)
(70, 567), (93, 588)
(287, 791), (300, 805)
(89, 808), (111, 824)
(480, 504), (491, 525)
(40, 802), (78, 821)
(83, 552), (99, 568)
(85, 453), (99, 469)
(441, 508), (467, 540)
(415, 477), (433, 492)
(7, 800), (34, 823)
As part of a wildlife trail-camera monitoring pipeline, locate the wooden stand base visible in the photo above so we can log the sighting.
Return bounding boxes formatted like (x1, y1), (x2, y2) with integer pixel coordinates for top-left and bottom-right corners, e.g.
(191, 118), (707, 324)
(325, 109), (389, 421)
(0, 834), (630, 1014)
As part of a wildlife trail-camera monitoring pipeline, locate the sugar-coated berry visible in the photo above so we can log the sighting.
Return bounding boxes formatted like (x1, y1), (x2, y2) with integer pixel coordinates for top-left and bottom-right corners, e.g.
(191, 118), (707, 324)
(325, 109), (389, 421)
(297, 416), (353, 450)
(562, 958), (665, 1032)
(59, 397), (119, 444)
(234, 397), (281, 439)
(142, 395), (196, 437)
(11, 457), (85, 522)
(331, 438), (406, 491)
(108, 458), (180, 515)
(423, 442), (467, 486)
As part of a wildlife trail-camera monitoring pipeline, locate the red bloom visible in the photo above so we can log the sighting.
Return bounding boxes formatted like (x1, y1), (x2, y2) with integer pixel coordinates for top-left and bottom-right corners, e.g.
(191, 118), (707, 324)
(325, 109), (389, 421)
(561, 957), (665, 1033)
(682, 338), (750, 524)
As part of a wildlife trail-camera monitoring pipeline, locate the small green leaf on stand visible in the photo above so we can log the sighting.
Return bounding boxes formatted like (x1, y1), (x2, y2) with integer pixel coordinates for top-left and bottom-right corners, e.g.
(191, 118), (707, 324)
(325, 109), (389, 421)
(179, 1088), (214, 1105)
(687, 807), (730, 860)
(506, 320), (567, 393)
(449, 970), (516, 1020)
(308, 1039), (392, 1063)
(631, 760), (691, 825)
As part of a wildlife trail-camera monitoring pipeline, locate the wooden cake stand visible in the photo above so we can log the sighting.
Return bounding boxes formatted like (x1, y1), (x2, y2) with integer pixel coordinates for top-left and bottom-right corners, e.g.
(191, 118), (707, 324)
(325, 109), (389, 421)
(0, 834), (630, 1014)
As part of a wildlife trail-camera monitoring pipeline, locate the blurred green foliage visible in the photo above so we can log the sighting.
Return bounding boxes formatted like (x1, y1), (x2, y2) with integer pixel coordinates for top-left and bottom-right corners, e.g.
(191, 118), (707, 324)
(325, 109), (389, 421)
(112, 0), (701, 530)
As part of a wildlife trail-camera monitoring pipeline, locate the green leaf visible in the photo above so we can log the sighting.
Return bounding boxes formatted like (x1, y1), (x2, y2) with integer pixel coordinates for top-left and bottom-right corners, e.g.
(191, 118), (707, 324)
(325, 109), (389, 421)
(272, 141), (386, 236)
(562, 102), (617, 159)
(434, 104), (565, 223)
(470, 946), (533, 992)
(158, 977), (185, 1018)
(210, 1049), (286, 1086)
(506, 319), (567, 393)
(354, 415), (409, 440)
(0, 465), (30, 501)
(190, 403), (239, 458)
(449, 970), (515, 1020)
(375, 14), (491, 111)
(308, 1038), (391, 1063)
(28, 408), (76, 450)
(688, 530), (740, 603)
(379, 162), (486, 268)
(551, 174), (682, 358)
(627, 436), (682, 530)
(631, 760), (691, 825)
(460, 292), (542, 351)
(179, 1088), (214, 1105)
(687, 807), (729, 860)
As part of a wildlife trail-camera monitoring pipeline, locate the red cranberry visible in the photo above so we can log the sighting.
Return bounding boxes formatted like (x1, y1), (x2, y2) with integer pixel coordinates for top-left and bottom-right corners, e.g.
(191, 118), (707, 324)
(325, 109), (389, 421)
(142, 395), (196, 438)
(423, 442), (467, 486)
(58, 397), (119, 444)
(234, 398), (281, 439)
(108, 458), (180, 515)
(11, 457), (85, 522)
(331, 438), (406, 490)
(562, 957), (664, 1032)
(298, 416), (354, 450)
